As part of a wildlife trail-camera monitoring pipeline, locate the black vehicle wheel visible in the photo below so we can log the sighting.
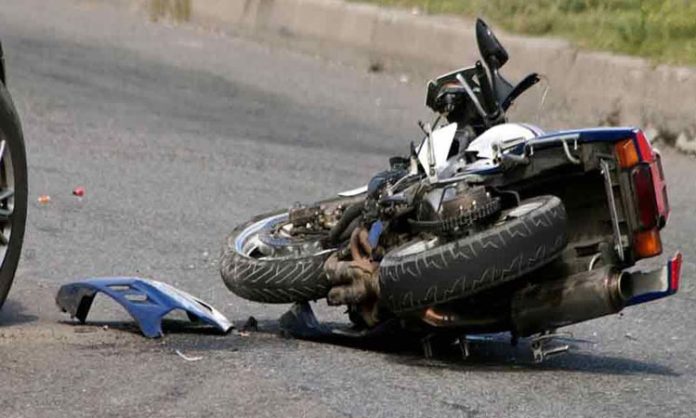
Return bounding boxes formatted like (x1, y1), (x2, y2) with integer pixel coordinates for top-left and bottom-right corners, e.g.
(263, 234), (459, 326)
(0, 82), (28, 310)
(379, 195), (567, 313)
(220, 196), (361, 304)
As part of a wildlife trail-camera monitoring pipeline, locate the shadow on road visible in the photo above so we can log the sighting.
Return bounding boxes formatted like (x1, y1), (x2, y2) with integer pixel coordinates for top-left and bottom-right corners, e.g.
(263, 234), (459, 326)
(0, 299), (39, 326)
(53, 314), (678, 378)
(245, 318), (677, 377)
(387, 348), (678, 377)
(57, 318), (232, 338)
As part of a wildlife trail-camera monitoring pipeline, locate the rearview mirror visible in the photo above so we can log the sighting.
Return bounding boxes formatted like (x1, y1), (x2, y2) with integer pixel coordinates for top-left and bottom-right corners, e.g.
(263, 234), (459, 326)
(476, 19), (508, 70)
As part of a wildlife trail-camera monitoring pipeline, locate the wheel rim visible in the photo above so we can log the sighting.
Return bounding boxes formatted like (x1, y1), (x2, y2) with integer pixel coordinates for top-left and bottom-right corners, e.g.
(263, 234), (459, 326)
(387, 237), (440, 258)
(0, 138), (14, 263)
(235, 213), (333, 259)
(387, 199), (544, 260)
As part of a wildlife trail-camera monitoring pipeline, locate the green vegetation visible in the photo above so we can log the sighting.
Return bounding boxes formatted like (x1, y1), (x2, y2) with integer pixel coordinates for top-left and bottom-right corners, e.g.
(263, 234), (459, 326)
(149, 0), (192, 22)
(352, 0), (696, 66)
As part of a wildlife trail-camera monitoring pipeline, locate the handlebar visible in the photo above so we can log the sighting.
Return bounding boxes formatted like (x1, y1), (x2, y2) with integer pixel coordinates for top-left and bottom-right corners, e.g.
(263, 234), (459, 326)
(475, 61), (499, 117)
(454, 73), (488, 120)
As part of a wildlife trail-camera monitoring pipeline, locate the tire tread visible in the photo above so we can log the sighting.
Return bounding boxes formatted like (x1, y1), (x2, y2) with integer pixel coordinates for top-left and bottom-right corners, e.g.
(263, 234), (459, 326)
(379, 196), (567, 312)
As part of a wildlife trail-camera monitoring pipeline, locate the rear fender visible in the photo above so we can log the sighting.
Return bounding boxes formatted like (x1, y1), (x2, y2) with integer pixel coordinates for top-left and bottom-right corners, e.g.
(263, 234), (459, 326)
(624, 252), (683, 306)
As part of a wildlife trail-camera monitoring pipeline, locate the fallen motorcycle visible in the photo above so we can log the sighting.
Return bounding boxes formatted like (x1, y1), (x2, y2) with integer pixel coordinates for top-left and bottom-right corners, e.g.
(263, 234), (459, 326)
(220, 19), (681, 361)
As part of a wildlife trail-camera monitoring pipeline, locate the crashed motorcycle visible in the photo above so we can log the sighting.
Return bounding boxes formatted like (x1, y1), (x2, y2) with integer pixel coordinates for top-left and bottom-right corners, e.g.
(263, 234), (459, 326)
(220, 19), (682, 361)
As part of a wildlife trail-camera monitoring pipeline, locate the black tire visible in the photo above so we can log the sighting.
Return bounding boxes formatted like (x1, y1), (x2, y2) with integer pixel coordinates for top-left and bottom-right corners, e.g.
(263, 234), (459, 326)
(220, 212), (333, 304)
(379, 195), (567, 313)
(0, 82), (28, 310)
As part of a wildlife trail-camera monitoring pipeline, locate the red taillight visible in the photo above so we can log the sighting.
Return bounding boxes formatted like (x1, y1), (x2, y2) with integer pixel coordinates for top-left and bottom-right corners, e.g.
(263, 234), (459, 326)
(617, 130), (669, 260)
(669, 252), (683, 293)
(633, 164), (659, 230)
(634, 130), (654, 163)
(652, 152), (670, 224)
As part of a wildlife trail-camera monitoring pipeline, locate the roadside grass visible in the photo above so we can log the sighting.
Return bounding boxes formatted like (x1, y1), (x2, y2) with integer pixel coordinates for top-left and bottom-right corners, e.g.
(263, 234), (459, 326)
(352, 0), (696, 66)
(149, 0), (192, 22)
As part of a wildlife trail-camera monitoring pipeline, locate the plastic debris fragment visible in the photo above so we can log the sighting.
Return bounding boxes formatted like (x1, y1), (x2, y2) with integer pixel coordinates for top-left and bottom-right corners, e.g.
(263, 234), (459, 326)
(56, 277), (233, 338)
(175, 350), (203, 362)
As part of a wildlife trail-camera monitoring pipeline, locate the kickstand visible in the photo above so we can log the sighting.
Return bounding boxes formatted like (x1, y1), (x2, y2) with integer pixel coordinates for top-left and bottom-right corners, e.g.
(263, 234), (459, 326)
(530, 331), (571, 363)
(421, 334), (435, 359)
(458, 335), (470, 360)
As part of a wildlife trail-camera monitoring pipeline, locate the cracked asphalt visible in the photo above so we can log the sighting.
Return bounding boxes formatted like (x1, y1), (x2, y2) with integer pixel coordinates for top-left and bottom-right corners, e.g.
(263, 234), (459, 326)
(0, 1), (695, 417)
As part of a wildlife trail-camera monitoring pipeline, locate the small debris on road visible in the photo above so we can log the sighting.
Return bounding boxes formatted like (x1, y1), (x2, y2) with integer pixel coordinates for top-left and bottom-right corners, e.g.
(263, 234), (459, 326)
(72, 186), (85, 197)
(38, 195), (51, 204)
(242, 316), (258, 332)
(368, 60), (384, 73)
(73, 327), (97, 334)
(175, 350), (203, 362)
(625, 333), (638, 341)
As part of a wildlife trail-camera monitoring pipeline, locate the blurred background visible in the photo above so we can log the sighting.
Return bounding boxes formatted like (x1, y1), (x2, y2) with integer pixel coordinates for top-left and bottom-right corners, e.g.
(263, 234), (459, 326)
(359, 0), (696, 65)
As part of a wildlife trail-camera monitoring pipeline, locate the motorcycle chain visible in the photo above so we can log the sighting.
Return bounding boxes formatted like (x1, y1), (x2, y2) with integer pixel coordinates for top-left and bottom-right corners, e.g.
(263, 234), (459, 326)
(408, 197), (501, 235)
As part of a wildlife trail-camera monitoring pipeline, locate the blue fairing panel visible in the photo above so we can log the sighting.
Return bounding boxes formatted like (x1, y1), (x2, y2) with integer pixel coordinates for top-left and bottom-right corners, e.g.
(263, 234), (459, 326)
(461, 127), (639, 175)
(529, 127), (637, 148)
(56, 277), (233, 338)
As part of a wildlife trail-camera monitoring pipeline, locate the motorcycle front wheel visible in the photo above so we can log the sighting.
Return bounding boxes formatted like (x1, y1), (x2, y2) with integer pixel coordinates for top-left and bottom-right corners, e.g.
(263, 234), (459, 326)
(220, 197), (361, 304)
(0, 82), (28, 310)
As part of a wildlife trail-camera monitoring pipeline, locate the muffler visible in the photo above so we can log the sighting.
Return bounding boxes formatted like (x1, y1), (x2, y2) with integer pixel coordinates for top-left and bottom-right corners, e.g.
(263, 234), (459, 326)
(419, 252), (681, 336)
(511, 267), (630, 337)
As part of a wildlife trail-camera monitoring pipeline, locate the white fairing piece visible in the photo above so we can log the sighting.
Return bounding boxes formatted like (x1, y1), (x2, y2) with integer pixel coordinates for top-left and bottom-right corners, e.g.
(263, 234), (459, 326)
(338, 185), (368, 197)
(418, 122), (457, 174)
(466, 123), (543, 160)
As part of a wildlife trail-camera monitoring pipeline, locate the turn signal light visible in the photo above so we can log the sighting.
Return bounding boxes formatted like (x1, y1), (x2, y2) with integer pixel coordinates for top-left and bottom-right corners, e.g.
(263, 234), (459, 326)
(615, 139), (639, 168)
(634, 229), (662, 259)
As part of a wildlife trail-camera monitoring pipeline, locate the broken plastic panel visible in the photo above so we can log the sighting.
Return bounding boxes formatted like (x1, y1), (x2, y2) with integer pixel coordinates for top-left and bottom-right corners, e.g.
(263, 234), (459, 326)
(56, 277), (233, 338)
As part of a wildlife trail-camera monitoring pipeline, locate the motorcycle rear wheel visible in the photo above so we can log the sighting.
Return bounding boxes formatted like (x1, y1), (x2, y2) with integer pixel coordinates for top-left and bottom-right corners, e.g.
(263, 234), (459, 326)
(379, 195), (567, 313)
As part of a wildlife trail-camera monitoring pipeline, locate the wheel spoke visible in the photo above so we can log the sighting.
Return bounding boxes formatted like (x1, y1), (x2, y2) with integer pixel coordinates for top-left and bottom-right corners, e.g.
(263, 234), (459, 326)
(0, 139), (11, 250)
(0, 188), (14, 202)
(0, 207), (12, 221)
(0, 187), (15, 222)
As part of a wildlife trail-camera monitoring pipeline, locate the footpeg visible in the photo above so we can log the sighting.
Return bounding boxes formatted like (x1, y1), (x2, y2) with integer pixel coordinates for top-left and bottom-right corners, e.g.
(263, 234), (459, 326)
(530, 332), (571, 363)
(458, 335), (470, 360)
(421, 334), (435, 359)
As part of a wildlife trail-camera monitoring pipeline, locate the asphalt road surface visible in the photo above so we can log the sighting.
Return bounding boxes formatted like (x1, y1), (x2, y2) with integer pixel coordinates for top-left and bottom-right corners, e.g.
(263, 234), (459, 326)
(0, 1), (695, 417)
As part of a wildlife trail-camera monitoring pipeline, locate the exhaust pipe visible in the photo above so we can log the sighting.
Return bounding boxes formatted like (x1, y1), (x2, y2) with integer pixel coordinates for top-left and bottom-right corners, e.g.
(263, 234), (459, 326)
(419, 253), (681, 336)
(511, 267), (630, 337)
